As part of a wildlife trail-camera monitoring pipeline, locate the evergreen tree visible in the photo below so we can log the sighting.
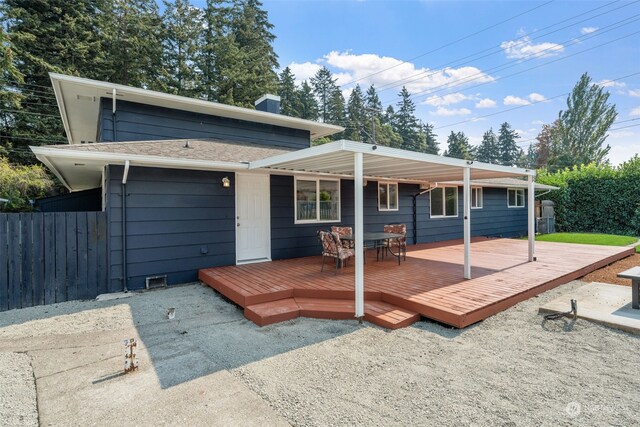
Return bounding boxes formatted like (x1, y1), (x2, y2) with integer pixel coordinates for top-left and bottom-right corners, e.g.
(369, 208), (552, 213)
(384, 105), (396, 127)
(198, 0), (237, 102)
(444, 131), (474, 160)
(227, 0), (279, 107)
(162, 0), (203, 97)
(326, 87), (346, 139)
(0, 27), (24, 160)
(420, 122), (439, 155)
(2, 0), (103, 163)
(278, 66), (300, 117)
(311, 66), (338, 122)
(364, 84), (383, 119)
(345, 84), (366, 141)
(497, 122), (522, 166)
(296, 81), (318, 121)
(372, 117), (402, 147)
(549, 73), (616, 170)
(476, 128), (499, 163)
(100, 0), (165, 90)
(394, 87), (421, 151)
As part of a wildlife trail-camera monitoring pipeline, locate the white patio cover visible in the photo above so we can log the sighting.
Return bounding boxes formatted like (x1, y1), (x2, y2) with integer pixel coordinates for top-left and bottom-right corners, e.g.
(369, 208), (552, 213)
(250, 140), (537, 318)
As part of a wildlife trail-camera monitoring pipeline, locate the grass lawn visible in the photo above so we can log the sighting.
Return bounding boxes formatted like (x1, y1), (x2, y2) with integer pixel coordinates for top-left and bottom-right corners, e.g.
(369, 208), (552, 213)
(534, 232), (639, 252)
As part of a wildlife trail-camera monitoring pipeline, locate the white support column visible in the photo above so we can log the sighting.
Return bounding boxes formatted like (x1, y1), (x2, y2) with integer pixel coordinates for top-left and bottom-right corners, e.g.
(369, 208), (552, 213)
(463, 167), (471, 279)
(528, 174), (536, 262)
(354, 152), (364, 318)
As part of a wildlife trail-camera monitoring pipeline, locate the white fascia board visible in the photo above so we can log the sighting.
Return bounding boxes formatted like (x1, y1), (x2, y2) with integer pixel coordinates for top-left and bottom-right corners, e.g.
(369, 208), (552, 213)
(50, 76), (73, 145)
(441, 181), (558, 190)
(30, 146), (250, 171)
(48, 73), (344, 140)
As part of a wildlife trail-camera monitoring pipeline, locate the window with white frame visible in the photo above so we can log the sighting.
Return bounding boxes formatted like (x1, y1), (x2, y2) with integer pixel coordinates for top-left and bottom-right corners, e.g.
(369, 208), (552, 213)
(507, 188), (525, 208)
(378, 182), (399, 211)
(430, 186), (458, 217)
(295, 178), (340, 223)
(471, 187), (483, 209)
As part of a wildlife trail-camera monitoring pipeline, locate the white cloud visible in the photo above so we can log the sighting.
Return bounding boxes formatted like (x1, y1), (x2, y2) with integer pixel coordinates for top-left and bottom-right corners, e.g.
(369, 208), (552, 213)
(475, 98), (496, 108)
(627, 88), (640, 97)
(532, 120), (545, 125)
(504, 95), (530, 106)
(528, 92), (546, 102)
(321, 51), (494, 94)
(581, 27), (598, 35)
(429, 106), (472, 117)
(500, 35), (564, 59)
(597, 79), (626, 88)
(423, 93), (470, 106)
(630, 107), (640, 117)
(288, 61), (321, 84)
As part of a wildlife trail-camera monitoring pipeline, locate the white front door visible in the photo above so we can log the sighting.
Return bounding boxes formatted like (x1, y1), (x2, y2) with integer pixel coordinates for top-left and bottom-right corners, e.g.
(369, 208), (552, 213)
(236, 173), (271, 264)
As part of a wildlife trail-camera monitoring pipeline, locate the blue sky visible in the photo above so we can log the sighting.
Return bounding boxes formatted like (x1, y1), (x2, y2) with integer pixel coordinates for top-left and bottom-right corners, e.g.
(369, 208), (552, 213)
(201, 0), (640, 164)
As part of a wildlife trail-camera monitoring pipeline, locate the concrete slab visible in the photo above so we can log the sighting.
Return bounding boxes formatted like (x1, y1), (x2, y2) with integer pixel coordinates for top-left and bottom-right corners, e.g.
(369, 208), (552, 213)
(539, 282), (640, 335)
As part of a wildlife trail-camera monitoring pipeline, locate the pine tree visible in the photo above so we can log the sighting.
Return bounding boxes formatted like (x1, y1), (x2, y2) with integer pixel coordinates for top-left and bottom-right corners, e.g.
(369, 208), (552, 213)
(296, 81), (319, 121)
(198, 0), (236, 102)
(444, 131), (474, 160)
(0, 27), (24, 160)
(162, 0), (203, 97)
(2, 0), (103, 163)
(100, 0), (166, 90)
(364, 85), (383, 119)
(345, 84), (366, 141)
(311, 66), (338, 123)
(394, 87), (421, 151)
(420, 122), (439, 155)
(278, 67), (300, 117)
(227, 0), (279, 107)
(326, 87), (346, 139)
(476, 128), (499, 163)
(497, 122), (522, 166)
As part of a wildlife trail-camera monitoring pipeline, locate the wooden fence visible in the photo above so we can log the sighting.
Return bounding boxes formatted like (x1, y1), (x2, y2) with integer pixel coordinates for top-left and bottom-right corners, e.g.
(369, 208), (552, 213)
(0, 212), (108, 312)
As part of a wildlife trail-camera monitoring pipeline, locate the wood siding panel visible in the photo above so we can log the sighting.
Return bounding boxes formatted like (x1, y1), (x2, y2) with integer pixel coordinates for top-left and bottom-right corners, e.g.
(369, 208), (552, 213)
(106, 165), (236, 290)
(99, 99), (310, 150)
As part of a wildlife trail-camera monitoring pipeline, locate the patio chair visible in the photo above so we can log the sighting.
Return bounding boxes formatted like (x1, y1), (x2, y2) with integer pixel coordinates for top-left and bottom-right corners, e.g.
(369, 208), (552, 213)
(383, 224), (407, 261)
(331, 226), (354, 249)
(319, 231), (355, 273)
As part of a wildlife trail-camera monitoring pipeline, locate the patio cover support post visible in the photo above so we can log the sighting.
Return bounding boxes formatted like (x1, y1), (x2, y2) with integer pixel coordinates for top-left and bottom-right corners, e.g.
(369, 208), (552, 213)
(528, 174), (536, 262)
(354, 152), (364, 318)
(463, 166), (471, 279)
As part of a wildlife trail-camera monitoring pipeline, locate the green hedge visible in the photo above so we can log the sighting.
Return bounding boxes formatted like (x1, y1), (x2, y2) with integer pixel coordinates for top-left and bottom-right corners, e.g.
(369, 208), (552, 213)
(537, 156), (640, 236)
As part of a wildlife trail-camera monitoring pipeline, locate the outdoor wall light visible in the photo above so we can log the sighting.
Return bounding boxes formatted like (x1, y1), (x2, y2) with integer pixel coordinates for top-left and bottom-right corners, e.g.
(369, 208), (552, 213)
(222, 176), (231, 188)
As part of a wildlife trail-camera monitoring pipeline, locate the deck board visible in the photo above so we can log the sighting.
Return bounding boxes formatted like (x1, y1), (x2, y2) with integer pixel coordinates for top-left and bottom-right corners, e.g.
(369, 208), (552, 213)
(199, 238), (634, 329)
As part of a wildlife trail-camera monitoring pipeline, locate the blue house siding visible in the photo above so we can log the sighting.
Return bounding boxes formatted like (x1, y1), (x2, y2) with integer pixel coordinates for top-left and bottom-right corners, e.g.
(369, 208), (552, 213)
(99, 98), (310, 149)
(106, 165), (235, 291)
(271, 177), (529, 260)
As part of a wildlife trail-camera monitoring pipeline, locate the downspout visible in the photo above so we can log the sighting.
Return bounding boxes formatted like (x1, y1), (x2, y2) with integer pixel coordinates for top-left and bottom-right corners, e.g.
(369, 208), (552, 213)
(112, 88), (118, 142)
(412, 184), (437, 244)
(122, 160), (130, 292)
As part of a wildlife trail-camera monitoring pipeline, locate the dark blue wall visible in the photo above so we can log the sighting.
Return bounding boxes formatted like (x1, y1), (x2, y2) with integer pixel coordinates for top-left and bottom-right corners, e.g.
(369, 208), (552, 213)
(35, 188), (102, 212)
(99, 98), (311, 149)
(106, 165), (235, 291)
(271, 177), (528, 259)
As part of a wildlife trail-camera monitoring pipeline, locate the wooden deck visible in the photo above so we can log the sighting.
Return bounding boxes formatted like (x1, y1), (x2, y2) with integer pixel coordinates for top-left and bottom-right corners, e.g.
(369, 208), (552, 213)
(199, 238), (634, 329)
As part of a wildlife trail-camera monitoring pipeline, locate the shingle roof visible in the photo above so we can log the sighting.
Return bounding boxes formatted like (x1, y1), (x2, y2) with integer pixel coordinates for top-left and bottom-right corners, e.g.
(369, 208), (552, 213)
(48, 138), (295, 163)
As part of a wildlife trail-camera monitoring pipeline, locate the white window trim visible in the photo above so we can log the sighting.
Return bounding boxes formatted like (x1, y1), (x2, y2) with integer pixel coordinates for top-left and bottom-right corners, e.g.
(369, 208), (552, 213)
(430, 186), (459, 218)
(378, 182), (399, 212)
(471, 186), (483, 209)
(294, 176), (341, 224)
(507, 188), (525, 208)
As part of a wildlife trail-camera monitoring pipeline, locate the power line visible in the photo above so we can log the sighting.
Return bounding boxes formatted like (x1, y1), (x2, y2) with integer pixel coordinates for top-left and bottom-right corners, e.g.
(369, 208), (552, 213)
(342, 0), (556, 87)
(0, 108), (61, 118)
(382, 17), (640, 106)
(374, 0), (638, 94)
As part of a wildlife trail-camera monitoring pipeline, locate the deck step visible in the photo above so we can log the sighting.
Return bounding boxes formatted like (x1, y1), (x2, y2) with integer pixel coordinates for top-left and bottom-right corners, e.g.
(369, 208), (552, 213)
(199, 269), (293, 306)
(244, 297), (420, 329)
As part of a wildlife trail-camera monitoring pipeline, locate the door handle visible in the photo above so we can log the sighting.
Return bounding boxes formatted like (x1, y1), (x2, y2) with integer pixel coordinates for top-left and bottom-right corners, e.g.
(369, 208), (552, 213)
(237, 223), (240, 226)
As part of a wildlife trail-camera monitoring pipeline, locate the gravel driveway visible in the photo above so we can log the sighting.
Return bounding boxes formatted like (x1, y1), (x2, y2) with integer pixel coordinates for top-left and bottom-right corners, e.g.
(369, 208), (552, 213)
(0, 280), (638, 426)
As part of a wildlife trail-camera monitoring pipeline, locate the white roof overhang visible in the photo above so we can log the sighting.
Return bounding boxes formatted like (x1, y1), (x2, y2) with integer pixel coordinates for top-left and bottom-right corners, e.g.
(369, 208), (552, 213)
(249, 140), (536, 183)
(31, 146), (249, 191)
(49, 73), (344, 145)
